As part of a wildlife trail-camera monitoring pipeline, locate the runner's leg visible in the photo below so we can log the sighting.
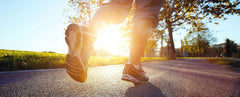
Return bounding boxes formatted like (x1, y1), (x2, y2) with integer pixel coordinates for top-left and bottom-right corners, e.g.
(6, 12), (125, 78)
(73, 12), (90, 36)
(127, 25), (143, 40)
(65, 0), (131, 82)
(87, 0), (132, 34)
(129, 0), (163, 65)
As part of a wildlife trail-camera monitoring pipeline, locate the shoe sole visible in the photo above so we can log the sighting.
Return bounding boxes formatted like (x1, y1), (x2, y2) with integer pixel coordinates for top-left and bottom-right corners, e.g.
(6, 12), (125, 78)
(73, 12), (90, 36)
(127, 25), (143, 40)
(65, 25), (88, 83)
(121, 74), (148, 83)
(66, 54), (87, 82)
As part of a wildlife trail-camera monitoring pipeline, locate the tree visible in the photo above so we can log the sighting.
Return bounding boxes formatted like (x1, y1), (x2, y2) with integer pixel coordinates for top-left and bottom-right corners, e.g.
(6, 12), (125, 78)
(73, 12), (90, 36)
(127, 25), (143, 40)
(225, 38), (238, 57)
(145, 29), (165, 57)
(212, 43), (225, 57)
(145, 34), (158, 57)
(182, 34), (211, 57)
(225, 39), (231, 57)
(156, 28), (167, 57)
(64, 0), (105, 25)
(182, 23), (216, 57)
(158, 0), (240, 59)
(64, 0), (240, 58)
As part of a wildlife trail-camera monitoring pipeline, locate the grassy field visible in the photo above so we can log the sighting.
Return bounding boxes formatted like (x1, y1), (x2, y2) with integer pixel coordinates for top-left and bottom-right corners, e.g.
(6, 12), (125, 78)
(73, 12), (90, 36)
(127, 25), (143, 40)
(178, 57), (240, 68)
(206, 58), (240, 68)
(1, 49), (239, 71)
(0, 49), (167, 71)
(0, 49), (66, 71)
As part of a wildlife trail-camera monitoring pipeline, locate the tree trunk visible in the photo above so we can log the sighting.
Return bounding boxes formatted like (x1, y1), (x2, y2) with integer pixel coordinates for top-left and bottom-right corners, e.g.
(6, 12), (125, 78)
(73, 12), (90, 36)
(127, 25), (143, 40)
(166, 20), (176, 59)
(160, 36), (163, 57)
(167, 42), (169, 58)
(197, 37), (200, 56)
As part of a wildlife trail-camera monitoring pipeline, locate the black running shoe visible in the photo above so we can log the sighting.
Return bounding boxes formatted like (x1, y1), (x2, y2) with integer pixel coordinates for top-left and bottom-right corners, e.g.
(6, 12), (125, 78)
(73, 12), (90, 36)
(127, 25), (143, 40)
(121, 63), (149, 83)
(65, 24), (96, 83)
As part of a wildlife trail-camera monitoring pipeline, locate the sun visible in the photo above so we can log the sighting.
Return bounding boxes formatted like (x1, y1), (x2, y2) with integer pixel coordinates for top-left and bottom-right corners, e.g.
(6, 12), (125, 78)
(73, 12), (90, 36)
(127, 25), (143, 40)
(94, 25), (123, 55)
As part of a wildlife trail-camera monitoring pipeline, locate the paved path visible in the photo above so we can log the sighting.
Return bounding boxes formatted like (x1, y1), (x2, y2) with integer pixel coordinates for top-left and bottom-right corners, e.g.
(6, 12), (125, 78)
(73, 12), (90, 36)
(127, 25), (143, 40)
(0, 59), (240, 97)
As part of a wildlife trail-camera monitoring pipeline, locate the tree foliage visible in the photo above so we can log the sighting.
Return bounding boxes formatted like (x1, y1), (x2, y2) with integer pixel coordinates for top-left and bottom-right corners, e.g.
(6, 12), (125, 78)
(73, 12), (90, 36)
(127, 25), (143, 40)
(225, 38), (239, 57)
(158, 0), (240, 59)
(64, 0), (240, 58)
(145, 29), (165, 57)
(64, 0), (105, 25)
(182, 23), (216, 57)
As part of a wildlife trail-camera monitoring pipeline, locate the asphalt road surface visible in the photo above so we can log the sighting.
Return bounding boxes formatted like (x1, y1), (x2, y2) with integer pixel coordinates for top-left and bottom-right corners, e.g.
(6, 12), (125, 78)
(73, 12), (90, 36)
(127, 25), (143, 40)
(0, 59), (240, 97)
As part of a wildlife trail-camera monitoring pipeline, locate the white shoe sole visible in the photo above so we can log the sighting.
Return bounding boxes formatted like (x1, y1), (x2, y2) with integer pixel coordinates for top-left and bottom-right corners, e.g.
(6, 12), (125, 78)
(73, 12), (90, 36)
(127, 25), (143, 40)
(121, 74), (147, 83)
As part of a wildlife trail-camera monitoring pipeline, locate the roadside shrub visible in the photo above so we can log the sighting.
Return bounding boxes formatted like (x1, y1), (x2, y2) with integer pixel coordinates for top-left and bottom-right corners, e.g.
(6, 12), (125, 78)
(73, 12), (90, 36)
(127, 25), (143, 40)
(0, 50), (66, 71)
(0, 49), (168, 71)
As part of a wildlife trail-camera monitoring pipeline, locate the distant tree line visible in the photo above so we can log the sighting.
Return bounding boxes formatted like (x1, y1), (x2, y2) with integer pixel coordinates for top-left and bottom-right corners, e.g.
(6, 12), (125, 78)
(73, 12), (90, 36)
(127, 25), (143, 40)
(178, 38), (240, 57)
(225, 39), (239, 57)
(141, 0), (240, 58)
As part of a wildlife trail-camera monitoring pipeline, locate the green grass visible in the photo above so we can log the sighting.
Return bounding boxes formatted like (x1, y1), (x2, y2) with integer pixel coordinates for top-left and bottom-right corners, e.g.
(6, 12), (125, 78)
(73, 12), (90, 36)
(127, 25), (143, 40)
(177, 57), (207, 59)
(89, 56), (128, 66)
(0, 49), (168, 71)
(206, 58), (240, 68)
(177, 57), (239, 68)
(0, 49), (66, 71)
(88, 56), (167, 66)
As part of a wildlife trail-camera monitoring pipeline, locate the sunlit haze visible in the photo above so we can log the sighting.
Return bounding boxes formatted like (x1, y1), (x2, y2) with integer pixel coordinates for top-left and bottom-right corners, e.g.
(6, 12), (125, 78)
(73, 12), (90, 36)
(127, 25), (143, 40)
(94, 25), (129, 56)
(0, 0), (240, 54)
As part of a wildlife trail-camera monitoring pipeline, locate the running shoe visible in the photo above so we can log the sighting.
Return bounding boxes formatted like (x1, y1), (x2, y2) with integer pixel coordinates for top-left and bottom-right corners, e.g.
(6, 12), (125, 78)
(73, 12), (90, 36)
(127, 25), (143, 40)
(121, 63), (149, 83)
(65, 24), (96, 83)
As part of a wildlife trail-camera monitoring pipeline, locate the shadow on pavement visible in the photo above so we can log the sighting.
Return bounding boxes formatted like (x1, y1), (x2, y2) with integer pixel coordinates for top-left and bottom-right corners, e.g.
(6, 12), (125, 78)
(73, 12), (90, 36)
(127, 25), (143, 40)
(230, 69), (240, 96)
(230, 80), (240, 97)
(0, 72), (34, 86)
(125, 82), (165, 97)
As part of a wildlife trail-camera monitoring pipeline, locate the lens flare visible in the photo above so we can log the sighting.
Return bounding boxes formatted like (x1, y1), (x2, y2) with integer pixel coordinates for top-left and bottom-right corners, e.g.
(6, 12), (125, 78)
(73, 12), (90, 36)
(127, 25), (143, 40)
(94, 25), (122, 55)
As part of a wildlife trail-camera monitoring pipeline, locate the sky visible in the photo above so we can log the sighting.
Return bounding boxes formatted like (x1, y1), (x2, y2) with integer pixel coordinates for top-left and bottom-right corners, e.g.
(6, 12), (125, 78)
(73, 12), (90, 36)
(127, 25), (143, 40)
(173, 15), (240, 48)
(0, 0), (68, 53)
(0, 0), (240, 54)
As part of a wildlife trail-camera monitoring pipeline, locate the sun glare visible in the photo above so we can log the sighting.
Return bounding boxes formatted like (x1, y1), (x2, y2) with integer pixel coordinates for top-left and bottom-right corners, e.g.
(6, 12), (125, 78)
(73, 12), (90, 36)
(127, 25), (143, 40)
(94, 25), (123, 56)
